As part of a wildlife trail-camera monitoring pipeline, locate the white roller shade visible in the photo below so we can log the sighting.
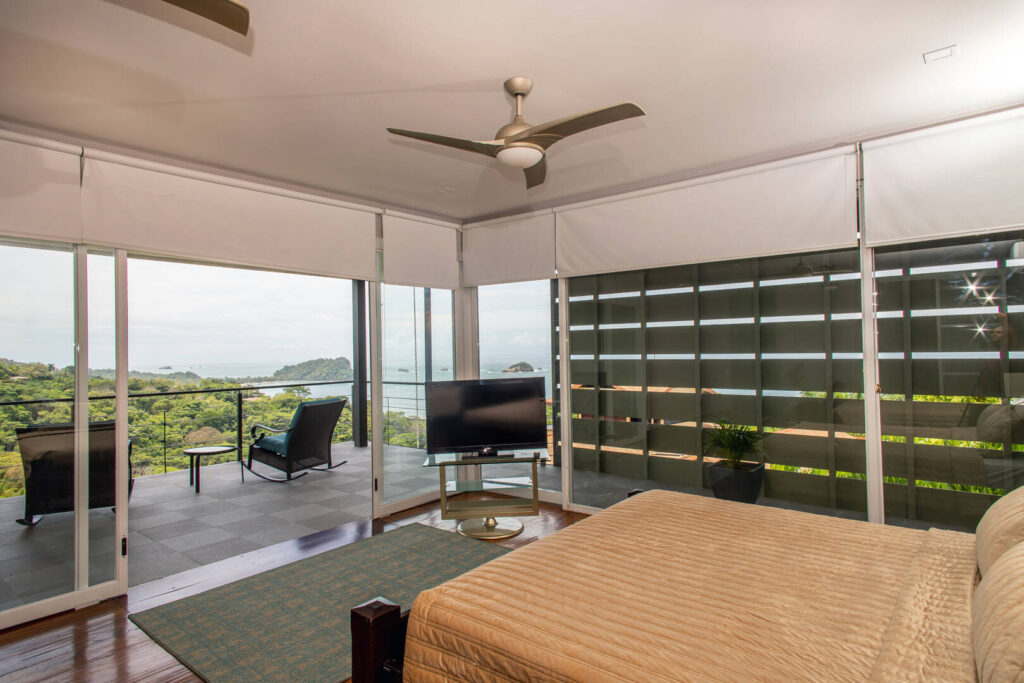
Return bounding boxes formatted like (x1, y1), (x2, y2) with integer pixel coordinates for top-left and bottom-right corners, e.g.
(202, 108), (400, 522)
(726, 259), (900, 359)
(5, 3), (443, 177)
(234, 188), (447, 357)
(555, 147), (857, 277)
(382, 213), (459, 289)
(462, 211), (555, 286)
(0, 133), (82, 244)
(81, 156), (378, 280)
(864, 108), (1024, 246)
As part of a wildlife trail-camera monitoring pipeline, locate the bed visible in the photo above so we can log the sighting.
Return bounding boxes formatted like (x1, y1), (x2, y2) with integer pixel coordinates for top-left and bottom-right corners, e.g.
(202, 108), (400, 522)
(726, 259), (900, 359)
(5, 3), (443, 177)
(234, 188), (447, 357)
(352, 488), (1024, 682)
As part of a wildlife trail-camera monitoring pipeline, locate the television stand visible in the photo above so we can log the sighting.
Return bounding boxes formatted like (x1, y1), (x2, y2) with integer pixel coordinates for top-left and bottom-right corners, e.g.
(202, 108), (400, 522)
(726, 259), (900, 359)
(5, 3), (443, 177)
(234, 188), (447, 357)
(422, 452), (541, 540)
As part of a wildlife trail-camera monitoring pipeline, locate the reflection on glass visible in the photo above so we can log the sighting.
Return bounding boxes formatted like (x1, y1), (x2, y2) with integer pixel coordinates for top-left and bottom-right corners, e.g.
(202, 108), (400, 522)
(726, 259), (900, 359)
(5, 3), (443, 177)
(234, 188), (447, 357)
(567, 250), (866, 515)
(875, 232), (1024, 530)
(0, 241), (76, 610)
(379, 285), (454, 506)
(478, 280), (560, 492)
(87, 251), (118, 586)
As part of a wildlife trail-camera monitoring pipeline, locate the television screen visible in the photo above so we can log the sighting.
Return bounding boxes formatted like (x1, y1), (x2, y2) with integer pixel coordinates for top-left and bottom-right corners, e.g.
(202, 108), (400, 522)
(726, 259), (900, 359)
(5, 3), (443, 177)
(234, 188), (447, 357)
(425, 377), (547, 455)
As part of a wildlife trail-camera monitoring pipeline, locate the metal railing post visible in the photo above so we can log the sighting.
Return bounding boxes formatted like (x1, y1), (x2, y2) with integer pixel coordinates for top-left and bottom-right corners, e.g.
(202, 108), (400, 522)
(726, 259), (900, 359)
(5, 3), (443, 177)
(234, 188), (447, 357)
(236, 390), (243, 462)
(162, 409), (167, 474)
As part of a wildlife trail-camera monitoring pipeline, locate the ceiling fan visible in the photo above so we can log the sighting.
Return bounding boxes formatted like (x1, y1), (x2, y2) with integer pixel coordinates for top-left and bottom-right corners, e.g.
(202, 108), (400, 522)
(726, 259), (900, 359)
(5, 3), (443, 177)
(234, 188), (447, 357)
(386, 77), (645, 189)
(161, 0), (250, 35)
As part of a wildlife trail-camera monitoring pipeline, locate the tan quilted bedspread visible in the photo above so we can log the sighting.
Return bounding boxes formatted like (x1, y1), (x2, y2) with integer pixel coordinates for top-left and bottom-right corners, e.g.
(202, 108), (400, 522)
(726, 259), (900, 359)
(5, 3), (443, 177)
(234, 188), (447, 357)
(403, 490), (976, 682)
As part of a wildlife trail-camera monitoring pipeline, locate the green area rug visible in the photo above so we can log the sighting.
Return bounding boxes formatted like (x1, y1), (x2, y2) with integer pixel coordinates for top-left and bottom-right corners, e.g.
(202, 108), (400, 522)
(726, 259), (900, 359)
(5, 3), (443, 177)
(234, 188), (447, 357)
(130, 523), (509, 683)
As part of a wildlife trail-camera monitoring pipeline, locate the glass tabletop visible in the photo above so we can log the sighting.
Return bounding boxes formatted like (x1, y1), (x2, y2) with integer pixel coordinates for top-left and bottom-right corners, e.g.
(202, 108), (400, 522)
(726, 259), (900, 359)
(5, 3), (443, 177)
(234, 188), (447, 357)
(422, 451), (542, 467)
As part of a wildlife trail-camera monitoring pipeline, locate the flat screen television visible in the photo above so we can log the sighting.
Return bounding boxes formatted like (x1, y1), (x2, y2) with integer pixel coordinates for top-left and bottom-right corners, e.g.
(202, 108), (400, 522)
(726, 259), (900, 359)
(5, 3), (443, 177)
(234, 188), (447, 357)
(425, 377), (547, 456)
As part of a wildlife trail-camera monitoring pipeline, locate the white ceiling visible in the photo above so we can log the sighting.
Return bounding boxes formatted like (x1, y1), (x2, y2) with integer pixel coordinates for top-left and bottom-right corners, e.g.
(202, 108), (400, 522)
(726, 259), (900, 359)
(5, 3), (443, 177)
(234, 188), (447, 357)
(1, 0), (1023, 222)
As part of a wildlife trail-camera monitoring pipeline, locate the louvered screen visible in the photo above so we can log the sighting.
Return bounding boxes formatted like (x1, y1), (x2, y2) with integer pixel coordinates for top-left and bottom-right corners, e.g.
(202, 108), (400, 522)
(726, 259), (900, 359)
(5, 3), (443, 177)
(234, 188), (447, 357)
(567, 248), (867, 514)
(875, 231), (1024, 529)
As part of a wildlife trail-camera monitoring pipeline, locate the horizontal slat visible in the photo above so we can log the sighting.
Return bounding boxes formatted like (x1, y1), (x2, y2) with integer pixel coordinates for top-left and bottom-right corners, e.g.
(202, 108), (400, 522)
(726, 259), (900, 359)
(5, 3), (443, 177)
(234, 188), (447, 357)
(572, 418), (596, 444)
(908, 270), (1000, 309)
(647, 360), (696, 388)
(700, 324), (755, 353)
(647, 424), (698, 455)
(599, 389), (644, 420)
(909, 318), (1001, 353)
(835, 477), (867, 513)
(881, 441), (990, 485)
(762, 359), (827, 392)
(702, 393), (756, 424)
(831, 320), (863, 353)
(698, 288), (755, 317)
(647, 455), (700, 487)
(912, 486), (998, 529)
(833, 359), (865, 393)
(835, 438), (867, 473)
(647, 325), (696, 354)
(762, 432), (831, 469)
(701, 359), (755, 389)
(763, 468), (830, 508)
(647, 293), (694, 323)
(646, 264), (696, 290)
(648, 392), (698, 422)
(760, 322), (825, 353)
(829, 279), (863, 315)
(571, 388), (597, 416)
(598, 420), (646, 451)
(763, 395), (827, 429)
(760, 282), (823, 316)
(599, 450), (645, 479)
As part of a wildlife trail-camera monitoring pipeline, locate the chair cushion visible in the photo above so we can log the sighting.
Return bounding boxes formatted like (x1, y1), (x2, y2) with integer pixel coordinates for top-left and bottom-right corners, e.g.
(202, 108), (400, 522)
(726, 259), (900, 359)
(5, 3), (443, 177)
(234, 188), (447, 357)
(976, 484), (1024, 576)
(255, 433), (289, 456)
(972, 540), (1024, 682)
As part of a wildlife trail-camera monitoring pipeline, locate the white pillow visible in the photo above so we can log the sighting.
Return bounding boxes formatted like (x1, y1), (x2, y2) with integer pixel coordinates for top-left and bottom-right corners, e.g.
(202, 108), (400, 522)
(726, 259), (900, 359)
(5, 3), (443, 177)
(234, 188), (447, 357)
(976, 485), (1024, 576)
(972, 541), (1024, 682)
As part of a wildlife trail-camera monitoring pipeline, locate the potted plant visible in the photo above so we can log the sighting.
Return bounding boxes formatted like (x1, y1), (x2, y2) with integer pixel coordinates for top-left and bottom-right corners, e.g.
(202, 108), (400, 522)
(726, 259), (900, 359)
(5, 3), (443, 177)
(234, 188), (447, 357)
(705, 419), (766, 503)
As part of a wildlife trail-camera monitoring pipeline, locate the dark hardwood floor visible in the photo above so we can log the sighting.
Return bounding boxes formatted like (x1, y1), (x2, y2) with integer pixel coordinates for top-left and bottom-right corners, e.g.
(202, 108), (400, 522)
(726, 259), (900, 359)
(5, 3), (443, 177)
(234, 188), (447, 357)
(0, 496), (585, 682)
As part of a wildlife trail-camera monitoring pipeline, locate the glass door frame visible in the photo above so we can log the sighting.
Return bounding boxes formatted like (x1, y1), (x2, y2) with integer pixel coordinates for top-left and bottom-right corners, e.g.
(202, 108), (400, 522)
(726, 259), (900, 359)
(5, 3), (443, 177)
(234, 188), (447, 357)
(0, 244), (129, 630)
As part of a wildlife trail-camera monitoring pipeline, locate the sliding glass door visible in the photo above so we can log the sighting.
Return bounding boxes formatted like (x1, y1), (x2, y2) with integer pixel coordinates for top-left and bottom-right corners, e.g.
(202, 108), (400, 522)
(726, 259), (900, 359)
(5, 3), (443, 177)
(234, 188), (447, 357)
(375, 284), (454, 513)
(0, 240), (125, 629)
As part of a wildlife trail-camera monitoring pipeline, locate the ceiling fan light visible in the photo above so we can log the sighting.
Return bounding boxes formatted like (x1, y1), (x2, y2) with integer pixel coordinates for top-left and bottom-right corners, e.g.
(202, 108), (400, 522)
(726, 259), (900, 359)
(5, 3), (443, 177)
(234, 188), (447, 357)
(497, 146), (544, 169)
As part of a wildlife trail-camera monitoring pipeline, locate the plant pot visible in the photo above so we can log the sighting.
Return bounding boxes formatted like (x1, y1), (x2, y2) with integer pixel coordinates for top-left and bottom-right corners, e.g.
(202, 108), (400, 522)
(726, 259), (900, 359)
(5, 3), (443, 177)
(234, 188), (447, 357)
(707, 462), (765, 504)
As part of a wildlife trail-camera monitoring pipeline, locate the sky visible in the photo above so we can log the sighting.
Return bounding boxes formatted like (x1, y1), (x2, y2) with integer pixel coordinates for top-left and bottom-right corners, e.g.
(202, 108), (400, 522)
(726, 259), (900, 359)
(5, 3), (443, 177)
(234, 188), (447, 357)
(0, 243), (551, 372)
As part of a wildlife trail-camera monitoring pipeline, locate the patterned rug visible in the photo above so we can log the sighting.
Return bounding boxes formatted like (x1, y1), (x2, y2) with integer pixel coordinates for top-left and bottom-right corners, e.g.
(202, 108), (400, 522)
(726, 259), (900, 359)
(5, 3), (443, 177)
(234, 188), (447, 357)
(130, 523), (509, 682)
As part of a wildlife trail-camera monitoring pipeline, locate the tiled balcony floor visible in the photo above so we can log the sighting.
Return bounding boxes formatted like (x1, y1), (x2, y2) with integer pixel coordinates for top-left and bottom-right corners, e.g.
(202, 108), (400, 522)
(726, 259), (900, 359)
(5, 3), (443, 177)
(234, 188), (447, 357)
(0, 442), (380, 611)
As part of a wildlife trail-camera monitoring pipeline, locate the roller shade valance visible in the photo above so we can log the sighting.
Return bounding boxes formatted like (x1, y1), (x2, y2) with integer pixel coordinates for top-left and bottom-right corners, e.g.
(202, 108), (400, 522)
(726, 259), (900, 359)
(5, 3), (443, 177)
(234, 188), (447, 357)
(863, 108), (1024, 246)
(554, 147), (857, 277)
(461, 212), (555, 286)
(381, 214), (459, 289)
(0, 134), (82, 244)
(81, 157), (378, 280)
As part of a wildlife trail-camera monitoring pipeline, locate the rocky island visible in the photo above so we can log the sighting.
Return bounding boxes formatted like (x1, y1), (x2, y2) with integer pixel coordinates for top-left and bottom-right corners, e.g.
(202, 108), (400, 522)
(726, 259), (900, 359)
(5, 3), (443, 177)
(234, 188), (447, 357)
(502, 361), (534, 373)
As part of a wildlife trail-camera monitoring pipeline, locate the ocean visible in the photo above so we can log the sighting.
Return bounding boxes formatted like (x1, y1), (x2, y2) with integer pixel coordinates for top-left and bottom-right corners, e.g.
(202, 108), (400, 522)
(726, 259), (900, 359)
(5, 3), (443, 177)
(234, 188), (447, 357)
(131, 358), (554, 418)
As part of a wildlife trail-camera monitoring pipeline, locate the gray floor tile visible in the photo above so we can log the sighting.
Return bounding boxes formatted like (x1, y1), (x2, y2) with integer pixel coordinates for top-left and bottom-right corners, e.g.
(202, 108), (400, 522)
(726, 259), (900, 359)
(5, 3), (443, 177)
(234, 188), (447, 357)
(300, 510), (366, 532)
(183, 537), (263, 565)
(161, 527), (236, 553)
(138, 518), (213, 542)
(270, 503), (338, 522)
(242, 522), (318, 547)
(201, 507), (254, 526)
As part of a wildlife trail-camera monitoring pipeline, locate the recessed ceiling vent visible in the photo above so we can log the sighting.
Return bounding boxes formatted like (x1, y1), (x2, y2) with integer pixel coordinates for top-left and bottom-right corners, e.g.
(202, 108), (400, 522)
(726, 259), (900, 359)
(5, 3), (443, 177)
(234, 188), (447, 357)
(923, 44), (959, 64)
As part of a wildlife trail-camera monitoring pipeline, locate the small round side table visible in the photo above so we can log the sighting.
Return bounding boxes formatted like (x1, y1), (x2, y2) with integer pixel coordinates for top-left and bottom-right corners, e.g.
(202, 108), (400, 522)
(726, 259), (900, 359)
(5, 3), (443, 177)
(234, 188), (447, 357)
(183, 445), (236, 493)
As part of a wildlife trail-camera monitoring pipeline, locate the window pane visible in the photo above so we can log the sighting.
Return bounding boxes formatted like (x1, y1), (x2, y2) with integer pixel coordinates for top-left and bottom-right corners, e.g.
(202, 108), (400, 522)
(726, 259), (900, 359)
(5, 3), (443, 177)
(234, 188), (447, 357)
(0, 240), (76, 609)
(875, 232), (1024, 530)
(568, 249), (867, 517)
(478, 280), (559, 492)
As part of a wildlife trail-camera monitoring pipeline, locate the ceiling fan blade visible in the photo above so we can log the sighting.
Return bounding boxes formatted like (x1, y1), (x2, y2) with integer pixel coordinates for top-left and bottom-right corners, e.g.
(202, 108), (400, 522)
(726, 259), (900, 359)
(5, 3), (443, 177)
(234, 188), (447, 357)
(524, 157), (547, 189)
(161, 0), (250, 35)
(386, 128), (503, 158)
(509, 102), (646, 149)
